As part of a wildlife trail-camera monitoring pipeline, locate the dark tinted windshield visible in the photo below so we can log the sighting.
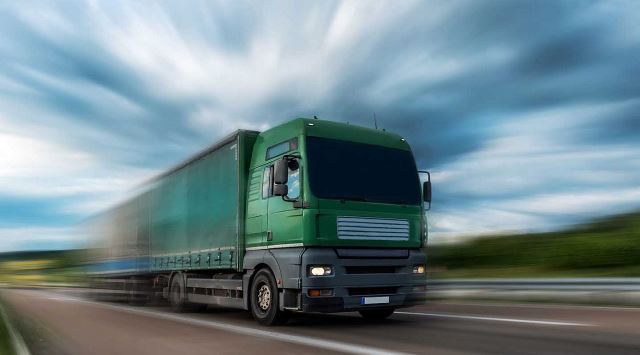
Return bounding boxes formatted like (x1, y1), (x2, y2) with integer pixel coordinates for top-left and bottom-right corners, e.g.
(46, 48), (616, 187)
(306, 136), (421, 205)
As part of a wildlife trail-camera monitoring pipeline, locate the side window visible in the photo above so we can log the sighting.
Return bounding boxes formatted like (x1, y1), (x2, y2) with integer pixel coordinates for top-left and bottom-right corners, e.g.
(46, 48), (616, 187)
(262, 166), (272, 199)
(287, 166), (300, 199)
(266, 138), (298, 160)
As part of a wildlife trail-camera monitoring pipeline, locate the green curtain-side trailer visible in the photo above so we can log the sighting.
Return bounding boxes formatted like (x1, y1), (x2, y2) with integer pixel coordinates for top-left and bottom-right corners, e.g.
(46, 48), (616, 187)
(148, 130), (258, 273)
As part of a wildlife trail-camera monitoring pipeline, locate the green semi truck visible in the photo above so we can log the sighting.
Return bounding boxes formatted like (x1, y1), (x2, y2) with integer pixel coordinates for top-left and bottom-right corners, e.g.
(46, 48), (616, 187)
(88, 118), (431, 325)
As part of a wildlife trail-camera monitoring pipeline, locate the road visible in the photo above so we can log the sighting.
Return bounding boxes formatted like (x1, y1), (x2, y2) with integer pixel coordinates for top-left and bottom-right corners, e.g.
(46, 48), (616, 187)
(1, 288), (639, 355)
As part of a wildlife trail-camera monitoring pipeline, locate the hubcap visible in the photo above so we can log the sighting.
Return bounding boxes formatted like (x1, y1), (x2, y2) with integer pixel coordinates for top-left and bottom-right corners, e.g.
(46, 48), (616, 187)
(257, 284), (271, 311)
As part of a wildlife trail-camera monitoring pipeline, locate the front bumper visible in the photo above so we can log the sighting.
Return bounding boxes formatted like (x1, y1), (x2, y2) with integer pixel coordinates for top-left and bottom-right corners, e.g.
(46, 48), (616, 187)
(302, 288), (427, 313)
(298, 248), (427, 313)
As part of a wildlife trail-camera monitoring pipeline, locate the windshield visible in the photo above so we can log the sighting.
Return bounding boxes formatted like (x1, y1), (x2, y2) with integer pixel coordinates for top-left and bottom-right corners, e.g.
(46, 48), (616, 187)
(306, 136), (421, 205)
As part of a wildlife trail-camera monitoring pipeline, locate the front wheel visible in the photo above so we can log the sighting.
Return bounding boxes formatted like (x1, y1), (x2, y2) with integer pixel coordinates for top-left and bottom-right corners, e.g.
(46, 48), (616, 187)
(250, 269), (290, 326)
(359, 309), (395, 321)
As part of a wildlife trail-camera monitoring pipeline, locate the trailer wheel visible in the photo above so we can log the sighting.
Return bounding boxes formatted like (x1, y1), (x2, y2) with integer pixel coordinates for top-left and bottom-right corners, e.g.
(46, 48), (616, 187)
(169, 275), (186, 312)
(126, 277), (147, 306)
(358, 308), (395, 321)
(169, 274), (206, 312)
(250, 269), (290, 325)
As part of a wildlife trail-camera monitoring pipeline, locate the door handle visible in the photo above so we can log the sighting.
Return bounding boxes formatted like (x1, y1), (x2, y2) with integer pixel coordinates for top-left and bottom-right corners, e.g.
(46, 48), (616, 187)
(267, 230), (273, 241)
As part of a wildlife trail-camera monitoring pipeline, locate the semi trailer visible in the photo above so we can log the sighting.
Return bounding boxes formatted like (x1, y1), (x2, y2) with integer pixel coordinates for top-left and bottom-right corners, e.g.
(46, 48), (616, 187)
(88, 118), (431, 325)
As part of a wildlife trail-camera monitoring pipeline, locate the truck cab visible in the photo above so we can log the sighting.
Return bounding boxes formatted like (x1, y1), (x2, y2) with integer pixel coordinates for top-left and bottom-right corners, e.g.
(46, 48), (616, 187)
(242, 118), (429, 324)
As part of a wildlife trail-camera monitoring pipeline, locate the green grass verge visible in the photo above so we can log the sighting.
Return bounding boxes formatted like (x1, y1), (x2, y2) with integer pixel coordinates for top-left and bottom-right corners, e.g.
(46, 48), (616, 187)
(428, 211), (640, 278)
(0, 302), (17, 355)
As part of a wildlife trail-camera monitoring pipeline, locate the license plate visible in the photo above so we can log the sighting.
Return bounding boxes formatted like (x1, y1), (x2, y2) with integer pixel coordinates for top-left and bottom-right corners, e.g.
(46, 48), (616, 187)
(361, 296), (390, 305)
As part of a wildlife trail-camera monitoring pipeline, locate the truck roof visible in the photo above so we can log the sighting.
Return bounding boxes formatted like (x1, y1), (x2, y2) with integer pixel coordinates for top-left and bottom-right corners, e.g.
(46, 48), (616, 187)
(149, 129), (259, 183)
(260, 117), (411, 151)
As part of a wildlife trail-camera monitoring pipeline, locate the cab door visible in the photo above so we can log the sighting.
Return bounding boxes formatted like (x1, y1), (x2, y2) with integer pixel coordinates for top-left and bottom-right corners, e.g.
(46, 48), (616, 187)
(245, 166), (271, 248)
(267, 163), (303, 247)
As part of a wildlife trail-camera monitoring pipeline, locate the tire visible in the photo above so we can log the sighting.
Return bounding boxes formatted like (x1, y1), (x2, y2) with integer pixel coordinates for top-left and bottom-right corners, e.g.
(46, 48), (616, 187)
(358, 308), (395, 321)
(169, 274), (206, 312)
(249, 269), (290, 326)
(126, 278), (146, 306)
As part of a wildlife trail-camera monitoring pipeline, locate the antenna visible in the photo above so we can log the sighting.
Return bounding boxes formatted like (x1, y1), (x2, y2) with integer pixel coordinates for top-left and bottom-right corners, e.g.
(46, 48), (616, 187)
(373, 113), (378, 130)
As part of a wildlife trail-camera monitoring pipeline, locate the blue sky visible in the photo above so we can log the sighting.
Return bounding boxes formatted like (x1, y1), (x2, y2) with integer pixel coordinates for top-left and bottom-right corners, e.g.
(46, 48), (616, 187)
(0, 0), (639, 251)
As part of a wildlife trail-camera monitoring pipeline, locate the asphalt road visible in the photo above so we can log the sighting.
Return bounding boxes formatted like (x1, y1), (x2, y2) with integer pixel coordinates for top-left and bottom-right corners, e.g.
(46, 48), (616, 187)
(1, 288), (639, 355)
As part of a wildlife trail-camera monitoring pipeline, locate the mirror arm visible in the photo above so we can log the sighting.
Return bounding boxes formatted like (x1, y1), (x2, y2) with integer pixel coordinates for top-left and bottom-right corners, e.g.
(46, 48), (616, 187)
(284, 154), (302, 160)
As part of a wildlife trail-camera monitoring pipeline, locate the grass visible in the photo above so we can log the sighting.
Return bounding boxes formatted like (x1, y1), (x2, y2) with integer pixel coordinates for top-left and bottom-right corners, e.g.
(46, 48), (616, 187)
(0, 250), (85, 287)
(428, 211), (640, 279)
(0, 301), (17, 355)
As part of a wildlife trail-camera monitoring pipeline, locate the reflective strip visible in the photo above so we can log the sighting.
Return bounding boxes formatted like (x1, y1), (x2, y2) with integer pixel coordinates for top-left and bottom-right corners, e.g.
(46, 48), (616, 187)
(337, 216), (409, 240)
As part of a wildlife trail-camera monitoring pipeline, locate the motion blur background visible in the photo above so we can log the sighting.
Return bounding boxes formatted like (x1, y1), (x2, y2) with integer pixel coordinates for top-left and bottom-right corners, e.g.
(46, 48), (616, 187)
(1, 1), (639, 354)
(1, 0), (638, 279)
(0, 0), (640, 346)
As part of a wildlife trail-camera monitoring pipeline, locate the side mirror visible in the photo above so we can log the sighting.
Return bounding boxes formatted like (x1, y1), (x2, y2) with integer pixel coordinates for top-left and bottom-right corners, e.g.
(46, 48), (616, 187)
(273, 183), (288, 197)
(274, 159), (289, 185)
(419, 170), (432, 211)
(423, 181), (432, 203)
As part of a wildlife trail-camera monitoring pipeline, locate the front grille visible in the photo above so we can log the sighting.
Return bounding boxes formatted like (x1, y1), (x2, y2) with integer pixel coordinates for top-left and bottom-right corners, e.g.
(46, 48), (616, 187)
(337, 216), (409, 241)
(348, 287), (398, 296)
(344, 266), (397, 274)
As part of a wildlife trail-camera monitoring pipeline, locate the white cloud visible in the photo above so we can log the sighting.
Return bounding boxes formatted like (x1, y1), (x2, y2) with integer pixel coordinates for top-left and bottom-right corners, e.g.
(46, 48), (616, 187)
(0, 226), (85, 251)
(0, 112), (155, 218)
(0, 131), (93, 179)
(0, 0), (638, 251)
(428, 207), (547, 244)
(503, 187), (640, 216)
(430, 101), (640, 240)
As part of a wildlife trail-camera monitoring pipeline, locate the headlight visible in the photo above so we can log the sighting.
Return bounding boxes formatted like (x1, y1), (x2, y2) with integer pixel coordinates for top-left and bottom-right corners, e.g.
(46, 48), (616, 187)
(413, 265), (426, 274)
(309, 265), (333, 276)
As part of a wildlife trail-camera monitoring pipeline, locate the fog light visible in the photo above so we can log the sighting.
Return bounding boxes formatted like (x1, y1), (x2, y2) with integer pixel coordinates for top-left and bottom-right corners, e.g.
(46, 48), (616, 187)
(413, 265), (426, 274)
(309, 265), (333, 276)
(308, 289), (333, 297)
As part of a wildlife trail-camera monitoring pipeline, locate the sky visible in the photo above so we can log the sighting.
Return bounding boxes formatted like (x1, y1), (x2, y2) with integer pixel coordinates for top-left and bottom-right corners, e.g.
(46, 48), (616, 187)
(0, 0), (639, 251)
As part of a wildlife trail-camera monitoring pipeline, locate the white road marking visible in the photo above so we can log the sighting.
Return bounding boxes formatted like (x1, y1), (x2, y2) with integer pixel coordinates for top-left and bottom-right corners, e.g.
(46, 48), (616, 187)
(441, 300), (640, 312)
(395, 311), (593, 327)
(46, 297), (76, 302)
(17, 290), (410, 355)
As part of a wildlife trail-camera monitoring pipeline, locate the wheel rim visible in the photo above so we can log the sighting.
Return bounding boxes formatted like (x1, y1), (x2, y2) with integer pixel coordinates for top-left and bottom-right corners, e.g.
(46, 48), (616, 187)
(257, 283), (271, 312)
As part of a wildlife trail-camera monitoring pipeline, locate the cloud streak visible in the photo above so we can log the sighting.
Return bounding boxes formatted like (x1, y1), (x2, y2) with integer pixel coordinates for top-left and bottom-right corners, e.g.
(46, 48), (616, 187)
(0, 0), (639, 250)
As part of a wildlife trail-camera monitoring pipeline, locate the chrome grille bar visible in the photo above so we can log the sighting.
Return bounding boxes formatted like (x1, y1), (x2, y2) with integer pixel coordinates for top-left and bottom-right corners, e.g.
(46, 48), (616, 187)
(337, 216), (410, 241)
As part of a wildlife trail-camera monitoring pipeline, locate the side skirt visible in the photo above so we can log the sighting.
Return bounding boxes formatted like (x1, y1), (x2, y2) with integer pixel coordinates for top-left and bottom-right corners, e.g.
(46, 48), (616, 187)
(184, 277), (245, 309)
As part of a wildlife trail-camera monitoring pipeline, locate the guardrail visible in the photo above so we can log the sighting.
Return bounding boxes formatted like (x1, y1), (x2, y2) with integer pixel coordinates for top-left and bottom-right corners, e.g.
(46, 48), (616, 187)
(428, 278), (640, 291)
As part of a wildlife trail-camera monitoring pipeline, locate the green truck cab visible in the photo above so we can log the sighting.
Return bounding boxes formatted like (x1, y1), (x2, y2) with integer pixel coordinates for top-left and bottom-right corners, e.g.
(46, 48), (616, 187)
(88, 118), (431, 325)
